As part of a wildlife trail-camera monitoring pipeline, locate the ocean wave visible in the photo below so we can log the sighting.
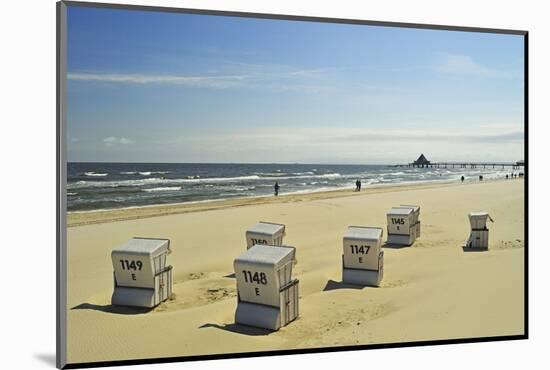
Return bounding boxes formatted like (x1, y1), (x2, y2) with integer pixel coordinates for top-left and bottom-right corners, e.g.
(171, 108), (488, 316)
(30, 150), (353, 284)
(119, 171), (170, 175)
(142, 187), (182, 192)
(139, 171), (170, 175)
(226, 186), (256, 191)
(218, 191), (250, 197)
(251, 172), (288, 177)
(70, 168), (512, 192)
(374, 172), (407, 177)
(67, 192), (77, 196)
(68, 177), (165, 189)
(252, 172), (339, 179)
(182, 175), (261, 183)
(246, 172), (341, 181)
(107, 170), (524, 193)
(67, 175), (263, 189)
(84, 172), (108, 177)
(68, 173), (346, 190)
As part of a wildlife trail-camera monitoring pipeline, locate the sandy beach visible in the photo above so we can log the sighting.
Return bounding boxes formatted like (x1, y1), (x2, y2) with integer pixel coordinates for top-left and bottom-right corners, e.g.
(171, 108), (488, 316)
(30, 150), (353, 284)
(66, 179), (525, 364)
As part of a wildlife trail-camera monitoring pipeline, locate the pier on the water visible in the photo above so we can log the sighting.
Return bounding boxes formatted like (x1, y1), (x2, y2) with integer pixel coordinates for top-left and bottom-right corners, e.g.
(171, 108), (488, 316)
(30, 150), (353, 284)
(403, 154), (525, 170)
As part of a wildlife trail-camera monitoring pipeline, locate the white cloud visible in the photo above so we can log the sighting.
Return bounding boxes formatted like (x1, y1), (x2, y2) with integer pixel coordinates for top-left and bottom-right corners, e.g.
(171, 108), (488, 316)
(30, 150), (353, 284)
(436, 54), (502, 77)
(286, 67), (341, 77)
(103, 136), (134, 146)
(68, 73), (247, 88)
(67, 64), (342, 91)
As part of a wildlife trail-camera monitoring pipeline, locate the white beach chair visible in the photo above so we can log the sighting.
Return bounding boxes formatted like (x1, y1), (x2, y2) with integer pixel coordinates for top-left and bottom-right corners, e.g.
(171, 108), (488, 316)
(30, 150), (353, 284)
(111, 237), (173, 308)
(234, 244), (299, 330)
(342, 226), (384, 286)
(245, 221), (286, 249)
(387, 207), (416, 246)
(465, 212), (494, 250)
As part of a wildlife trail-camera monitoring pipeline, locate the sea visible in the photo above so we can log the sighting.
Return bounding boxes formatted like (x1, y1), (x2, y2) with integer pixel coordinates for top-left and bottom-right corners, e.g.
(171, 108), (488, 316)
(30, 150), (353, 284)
(67, 162), (515, 212)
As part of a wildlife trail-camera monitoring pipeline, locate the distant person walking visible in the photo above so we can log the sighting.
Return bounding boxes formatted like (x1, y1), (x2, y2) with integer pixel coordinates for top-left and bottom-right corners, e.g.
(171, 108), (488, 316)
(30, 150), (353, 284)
(506, 174), (509, 179)
(274, 182), (280, 196)
(461, 176), (465, 183)
(358, 179), (362, 192)
(355, 179), (360, 192)
(479, 175), (483, 181)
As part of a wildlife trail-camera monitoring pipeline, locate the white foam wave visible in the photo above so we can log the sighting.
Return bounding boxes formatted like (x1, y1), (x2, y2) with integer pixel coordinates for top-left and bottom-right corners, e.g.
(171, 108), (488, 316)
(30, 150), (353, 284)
(251, 172), (288, 177)
(142, 187), (182, 192)
(180, 175), (261, 183)
(248, 173), (341, 180)
(226, 186), (256, 191)
(67, 173), (348, 190)
(318, 173), (341, 178)
(68, 177), (164, 189)
(120, 171), (170, 175)
(84, 172), (108, 177)
(67, 175), (262, 189)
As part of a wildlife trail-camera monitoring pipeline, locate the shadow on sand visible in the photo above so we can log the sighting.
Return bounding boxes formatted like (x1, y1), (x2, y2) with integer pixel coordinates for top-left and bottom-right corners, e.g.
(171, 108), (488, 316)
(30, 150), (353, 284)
(382, 242), (411, 250)
(199, 323), (271, 336)
(71, 303), (152, 315)
(323, 279), (364, 292)
(462, 246), (489, 253)
(223, 272), (236, 279)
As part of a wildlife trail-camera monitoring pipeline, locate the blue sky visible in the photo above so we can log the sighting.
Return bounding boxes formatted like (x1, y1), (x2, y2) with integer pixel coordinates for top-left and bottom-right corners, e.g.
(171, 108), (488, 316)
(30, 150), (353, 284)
(66, 6), (525, 164)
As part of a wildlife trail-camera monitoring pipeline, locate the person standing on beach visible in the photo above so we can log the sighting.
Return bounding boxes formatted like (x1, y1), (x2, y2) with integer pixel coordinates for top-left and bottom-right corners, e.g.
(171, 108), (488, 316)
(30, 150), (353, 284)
(355, 179), (360, 192)
(461, 176), (465, 182)
(274, 182), (280, 196)
(358, 179), (362, 192)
